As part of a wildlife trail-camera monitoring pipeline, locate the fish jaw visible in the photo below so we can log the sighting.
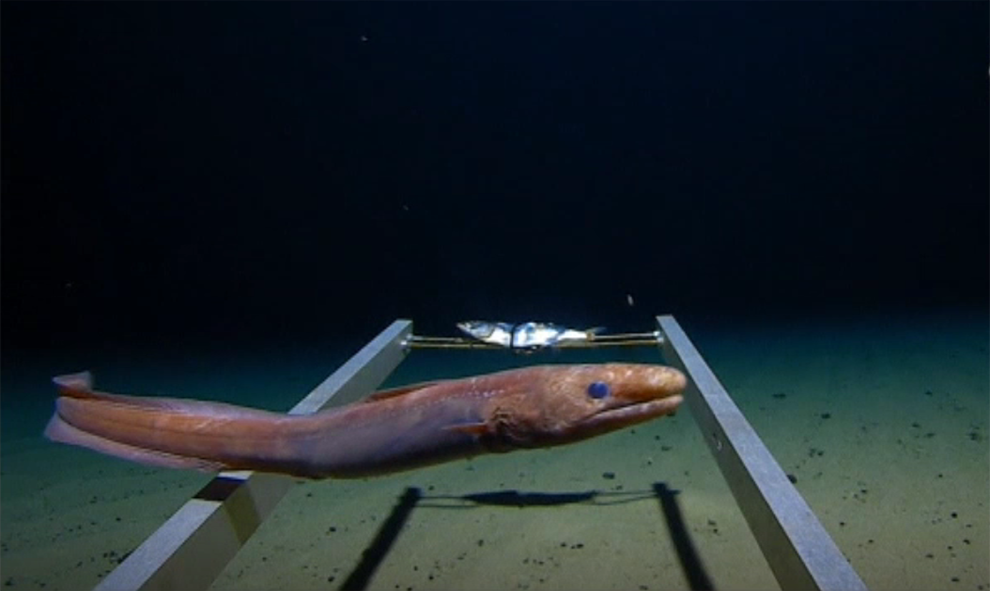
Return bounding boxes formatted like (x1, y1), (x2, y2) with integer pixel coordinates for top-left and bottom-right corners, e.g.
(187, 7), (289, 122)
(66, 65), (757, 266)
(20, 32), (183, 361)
(565, 393), (684, 440)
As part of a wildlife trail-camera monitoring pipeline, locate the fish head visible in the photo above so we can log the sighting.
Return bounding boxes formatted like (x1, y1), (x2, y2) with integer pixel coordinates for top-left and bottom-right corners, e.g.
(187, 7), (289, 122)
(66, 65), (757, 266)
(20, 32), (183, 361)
(458, 321), (515, 347)
(456, 321), (494, 339)
(477, 363), (686, 450)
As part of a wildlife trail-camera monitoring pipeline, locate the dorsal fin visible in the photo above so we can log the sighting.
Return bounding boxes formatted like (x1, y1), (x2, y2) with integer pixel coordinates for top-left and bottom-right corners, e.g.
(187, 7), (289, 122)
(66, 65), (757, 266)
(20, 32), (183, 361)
(53, 371), (93, 395)
(362, 381), (440, 403)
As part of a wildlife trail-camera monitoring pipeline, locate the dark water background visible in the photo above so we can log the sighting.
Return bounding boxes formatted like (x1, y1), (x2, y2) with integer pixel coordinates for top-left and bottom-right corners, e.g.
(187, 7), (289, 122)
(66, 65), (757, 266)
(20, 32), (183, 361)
(3, 3), (986, 361)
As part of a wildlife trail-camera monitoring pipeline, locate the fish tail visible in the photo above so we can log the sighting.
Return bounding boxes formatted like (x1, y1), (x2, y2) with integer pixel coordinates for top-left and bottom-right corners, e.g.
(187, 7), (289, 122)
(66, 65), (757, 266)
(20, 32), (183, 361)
(44, 372), (309, 474)
(44, 409), (227, 472)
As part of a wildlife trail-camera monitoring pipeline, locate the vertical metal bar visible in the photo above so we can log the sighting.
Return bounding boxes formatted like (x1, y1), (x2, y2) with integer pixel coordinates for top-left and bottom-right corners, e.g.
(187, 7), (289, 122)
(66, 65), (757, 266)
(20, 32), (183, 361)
(94, 320), (413, 591)
(656, 315), (867, 591)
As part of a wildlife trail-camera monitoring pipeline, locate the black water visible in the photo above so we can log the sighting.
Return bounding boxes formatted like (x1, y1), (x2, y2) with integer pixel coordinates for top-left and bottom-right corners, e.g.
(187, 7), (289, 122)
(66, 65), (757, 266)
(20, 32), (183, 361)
(2, 3), (986, 359)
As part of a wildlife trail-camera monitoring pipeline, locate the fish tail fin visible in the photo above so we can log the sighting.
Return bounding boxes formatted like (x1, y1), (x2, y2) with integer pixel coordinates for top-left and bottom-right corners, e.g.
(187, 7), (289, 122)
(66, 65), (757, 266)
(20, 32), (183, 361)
(44, 372), (300, 474)
(53, 371), (93, 396)
(44, 410), (225, 472)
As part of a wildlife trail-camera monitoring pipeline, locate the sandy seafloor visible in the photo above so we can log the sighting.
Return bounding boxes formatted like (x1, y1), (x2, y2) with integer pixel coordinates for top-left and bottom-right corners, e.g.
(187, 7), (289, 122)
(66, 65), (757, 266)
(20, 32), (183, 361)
(1, 310), (987, 591)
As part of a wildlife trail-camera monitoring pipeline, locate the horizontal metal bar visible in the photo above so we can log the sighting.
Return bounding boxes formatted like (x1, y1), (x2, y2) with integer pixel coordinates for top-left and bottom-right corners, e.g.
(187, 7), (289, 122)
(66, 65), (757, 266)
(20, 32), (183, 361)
(406, 331), (661, 350)
(656, 315), (867, 591)
(93, 319), (413, 591)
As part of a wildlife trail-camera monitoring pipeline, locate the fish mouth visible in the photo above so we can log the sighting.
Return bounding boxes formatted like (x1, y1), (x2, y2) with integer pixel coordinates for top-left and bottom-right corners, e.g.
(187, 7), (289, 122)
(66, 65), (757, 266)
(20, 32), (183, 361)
(566, 394), (684, 440)
(591, 395), (684, 425)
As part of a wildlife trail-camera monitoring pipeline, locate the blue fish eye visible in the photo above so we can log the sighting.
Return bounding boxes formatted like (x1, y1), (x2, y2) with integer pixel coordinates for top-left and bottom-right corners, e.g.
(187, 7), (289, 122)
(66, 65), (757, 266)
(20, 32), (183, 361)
(587, 381), (611, 399)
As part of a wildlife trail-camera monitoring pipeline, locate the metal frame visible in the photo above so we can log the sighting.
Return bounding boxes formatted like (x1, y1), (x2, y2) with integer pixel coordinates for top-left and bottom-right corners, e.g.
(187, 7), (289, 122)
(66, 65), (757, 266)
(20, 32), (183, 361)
(94, 320), (413, 591)
(656, 315), (867, 591)
(92, 315), (866, 591)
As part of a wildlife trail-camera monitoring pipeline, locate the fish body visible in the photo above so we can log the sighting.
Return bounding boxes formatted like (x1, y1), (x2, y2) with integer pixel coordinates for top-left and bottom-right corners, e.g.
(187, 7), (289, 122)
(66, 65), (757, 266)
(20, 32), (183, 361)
(457, 321), (602, 350)
(44, 364), (685, 479)
(511, 322), (601, 349)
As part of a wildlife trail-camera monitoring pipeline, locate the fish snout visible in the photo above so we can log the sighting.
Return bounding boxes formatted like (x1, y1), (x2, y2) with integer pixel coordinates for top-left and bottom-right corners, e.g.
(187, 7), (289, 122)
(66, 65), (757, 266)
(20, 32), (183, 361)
(616, 365), (687, 402)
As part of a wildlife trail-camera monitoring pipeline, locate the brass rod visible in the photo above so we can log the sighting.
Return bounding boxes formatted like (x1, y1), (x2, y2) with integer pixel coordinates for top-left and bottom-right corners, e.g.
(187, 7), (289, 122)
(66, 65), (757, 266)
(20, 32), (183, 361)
(406, 336), (660, 350)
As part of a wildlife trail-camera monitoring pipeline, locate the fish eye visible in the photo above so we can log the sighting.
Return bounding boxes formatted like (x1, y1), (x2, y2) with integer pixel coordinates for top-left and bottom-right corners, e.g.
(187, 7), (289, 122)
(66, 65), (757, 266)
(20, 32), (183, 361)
(587, 381), (611, 399)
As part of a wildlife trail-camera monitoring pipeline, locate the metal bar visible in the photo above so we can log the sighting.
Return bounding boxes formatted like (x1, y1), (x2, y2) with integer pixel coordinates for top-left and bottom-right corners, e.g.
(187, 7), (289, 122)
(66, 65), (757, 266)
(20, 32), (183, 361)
(289, 320), (413, 412)
(406, 331), (661, 350)
(94, 320), (414, 591)
(656, 315), (867, 591)
(407, 340), (659, 350)
(407, 340), (502, 350)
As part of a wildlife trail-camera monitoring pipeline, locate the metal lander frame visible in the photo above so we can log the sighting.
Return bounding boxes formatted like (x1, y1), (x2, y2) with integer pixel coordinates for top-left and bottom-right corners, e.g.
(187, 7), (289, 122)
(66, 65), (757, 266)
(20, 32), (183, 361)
(92, 317), (868, 591)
